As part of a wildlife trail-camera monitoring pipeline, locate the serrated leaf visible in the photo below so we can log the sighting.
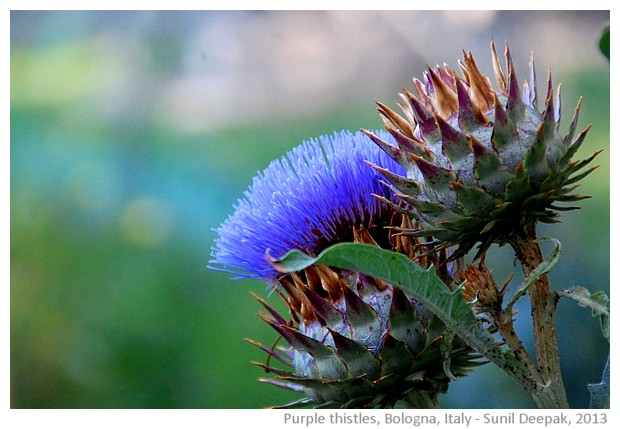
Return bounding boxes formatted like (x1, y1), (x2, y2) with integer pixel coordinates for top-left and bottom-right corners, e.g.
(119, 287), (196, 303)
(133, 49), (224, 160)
(269, 242), (537, 393)
(557, 286), (609, 341)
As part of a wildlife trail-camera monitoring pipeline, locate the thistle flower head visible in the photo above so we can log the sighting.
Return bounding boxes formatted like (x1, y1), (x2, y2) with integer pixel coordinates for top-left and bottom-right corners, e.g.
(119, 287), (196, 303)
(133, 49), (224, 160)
(365, 42), (599, 259)
(210, 130), (406, 281)
(210, 130), (481, 408)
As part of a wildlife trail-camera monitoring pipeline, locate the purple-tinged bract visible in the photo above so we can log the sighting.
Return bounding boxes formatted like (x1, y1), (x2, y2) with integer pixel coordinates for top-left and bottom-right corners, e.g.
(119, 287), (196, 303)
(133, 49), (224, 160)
(210, 130), (482, 409)
(365, 43), (599, 259)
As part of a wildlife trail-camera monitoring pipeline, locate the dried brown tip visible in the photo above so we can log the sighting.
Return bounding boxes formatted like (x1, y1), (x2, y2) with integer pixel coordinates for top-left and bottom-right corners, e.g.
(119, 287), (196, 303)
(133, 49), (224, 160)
(428, 67), (458, 119)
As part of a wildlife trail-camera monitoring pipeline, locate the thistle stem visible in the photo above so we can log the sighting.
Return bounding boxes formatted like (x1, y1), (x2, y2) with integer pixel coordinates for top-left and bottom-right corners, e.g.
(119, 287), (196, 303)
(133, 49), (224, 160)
(508, 221), (568, 408)
(493, 312), (539, 384)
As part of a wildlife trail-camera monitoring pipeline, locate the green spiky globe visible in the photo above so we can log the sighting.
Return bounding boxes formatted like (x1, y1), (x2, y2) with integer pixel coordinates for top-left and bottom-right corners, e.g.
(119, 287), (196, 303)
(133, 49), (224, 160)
(364, 43), (599, 258)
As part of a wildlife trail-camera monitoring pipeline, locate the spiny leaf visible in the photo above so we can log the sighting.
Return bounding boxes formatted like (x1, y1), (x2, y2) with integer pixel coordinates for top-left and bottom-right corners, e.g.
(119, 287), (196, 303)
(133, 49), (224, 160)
(273, 375), (347, 403)
(302, 287), (345, 327)
(368, 162), (423, 197)
(407, 92), (441, 142)
(455, 77), (488, 132)
(505, 45), (525, 120)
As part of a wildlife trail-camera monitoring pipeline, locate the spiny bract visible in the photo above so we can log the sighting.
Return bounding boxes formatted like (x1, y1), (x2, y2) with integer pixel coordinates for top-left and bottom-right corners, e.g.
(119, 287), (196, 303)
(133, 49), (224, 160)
(210, 131), (482, 408)
(253, 263), (482, 409)
(363, 42), (599, 259)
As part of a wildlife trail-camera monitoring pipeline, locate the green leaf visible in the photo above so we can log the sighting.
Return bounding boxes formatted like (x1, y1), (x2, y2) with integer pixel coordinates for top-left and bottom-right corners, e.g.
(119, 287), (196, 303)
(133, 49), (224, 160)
(270, 242), (538, 393)
(557, 286), (609, 341)
(599, 25), (610, 60)
(588, 355), (609, 409)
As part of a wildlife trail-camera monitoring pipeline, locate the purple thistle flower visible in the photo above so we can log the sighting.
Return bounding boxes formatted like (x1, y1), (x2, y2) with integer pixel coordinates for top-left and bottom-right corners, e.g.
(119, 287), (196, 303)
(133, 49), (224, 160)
(209, 130), (481, 409)
(209, 130), (405, 281)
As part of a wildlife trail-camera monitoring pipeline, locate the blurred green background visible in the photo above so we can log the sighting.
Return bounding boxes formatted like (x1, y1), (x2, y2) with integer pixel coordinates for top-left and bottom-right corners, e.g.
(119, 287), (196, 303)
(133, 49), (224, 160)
(10, 10), (610, 409)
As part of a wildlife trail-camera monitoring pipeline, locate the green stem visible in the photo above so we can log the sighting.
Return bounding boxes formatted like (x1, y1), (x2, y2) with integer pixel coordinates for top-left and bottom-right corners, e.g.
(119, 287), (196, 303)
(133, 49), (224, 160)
(508, 222), (568, 408)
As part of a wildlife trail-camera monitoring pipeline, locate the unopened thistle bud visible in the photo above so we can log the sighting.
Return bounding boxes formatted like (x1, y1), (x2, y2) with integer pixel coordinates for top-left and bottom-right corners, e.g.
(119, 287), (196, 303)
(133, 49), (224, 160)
(364, 43), (599, 259)
(457, 258), (503, 313)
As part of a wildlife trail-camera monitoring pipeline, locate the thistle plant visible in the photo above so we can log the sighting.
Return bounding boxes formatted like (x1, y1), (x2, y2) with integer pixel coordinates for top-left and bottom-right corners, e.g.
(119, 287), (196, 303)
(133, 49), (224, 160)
(210, 43), (609, 409)
(361, 42), (607, 408)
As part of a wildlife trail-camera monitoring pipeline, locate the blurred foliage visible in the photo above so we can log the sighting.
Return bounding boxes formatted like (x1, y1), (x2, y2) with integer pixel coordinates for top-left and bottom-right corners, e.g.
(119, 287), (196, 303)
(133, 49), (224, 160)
(599, 25), (610, 60)
(10, 10), (609, 409)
